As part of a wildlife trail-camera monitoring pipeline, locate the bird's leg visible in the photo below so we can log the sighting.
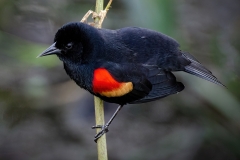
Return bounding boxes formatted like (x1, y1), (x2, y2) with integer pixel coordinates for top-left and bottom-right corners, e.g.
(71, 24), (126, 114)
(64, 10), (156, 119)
(92, 105), (123, 142)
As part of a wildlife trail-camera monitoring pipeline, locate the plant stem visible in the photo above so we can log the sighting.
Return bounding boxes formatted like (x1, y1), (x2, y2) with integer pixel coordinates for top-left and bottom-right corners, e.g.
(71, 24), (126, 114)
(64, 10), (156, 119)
(94, 0), (108, 160)
(94, 97), (107, 160)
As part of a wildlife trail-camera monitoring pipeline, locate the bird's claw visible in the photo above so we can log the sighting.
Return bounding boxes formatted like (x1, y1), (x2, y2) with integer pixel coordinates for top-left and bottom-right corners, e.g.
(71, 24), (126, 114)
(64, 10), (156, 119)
(92, 124), (109, 143)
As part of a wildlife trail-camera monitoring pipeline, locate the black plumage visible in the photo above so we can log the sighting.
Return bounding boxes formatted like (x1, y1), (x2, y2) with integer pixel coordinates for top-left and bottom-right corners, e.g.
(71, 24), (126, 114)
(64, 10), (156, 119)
(38, 22), (224, 141)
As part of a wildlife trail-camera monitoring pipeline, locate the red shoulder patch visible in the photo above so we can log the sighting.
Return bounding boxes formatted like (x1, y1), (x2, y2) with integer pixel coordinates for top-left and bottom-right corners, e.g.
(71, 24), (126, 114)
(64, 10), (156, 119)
(93, 68), (133, 97)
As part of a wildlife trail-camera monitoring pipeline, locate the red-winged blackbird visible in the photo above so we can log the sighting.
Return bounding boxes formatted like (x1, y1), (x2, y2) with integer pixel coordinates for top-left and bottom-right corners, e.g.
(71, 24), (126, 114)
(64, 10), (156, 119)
(38, 22), (224, 142)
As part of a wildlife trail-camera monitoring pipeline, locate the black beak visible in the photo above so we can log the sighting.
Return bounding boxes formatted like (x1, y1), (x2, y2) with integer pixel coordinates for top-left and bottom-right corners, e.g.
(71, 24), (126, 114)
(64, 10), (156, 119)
(37, 42), (61, 58)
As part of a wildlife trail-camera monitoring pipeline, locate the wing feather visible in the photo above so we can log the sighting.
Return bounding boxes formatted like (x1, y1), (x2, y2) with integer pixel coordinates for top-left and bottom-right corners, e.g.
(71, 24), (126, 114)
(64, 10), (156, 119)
(131, 66), (184, 104)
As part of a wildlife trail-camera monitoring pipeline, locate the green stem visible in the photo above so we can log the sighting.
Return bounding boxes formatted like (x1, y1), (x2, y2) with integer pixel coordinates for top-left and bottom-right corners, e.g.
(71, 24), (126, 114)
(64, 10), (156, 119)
(94, 96), (107, 160)
(94, 0), (108, 160)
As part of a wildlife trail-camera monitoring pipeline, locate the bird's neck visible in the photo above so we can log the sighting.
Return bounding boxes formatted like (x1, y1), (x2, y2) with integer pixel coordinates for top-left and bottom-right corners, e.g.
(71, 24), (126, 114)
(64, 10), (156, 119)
(63, 62), (93, 91)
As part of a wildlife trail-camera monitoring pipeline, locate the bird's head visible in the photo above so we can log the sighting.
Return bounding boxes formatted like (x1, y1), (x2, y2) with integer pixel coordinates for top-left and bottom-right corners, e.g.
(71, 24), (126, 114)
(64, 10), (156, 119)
(37, 22), (102, 63)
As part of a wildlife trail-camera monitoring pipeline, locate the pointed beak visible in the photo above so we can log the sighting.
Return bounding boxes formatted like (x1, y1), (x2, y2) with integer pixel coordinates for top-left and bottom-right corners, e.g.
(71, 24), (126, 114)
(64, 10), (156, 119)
(37, 42), (61, 58)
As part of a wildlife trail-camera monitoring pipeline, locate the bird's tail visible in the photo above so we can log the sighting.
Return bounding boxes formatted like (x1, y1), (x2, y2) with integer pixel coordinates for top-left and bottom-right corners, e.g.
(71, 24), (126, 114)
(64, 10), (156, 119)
(182, 52), (225, 87)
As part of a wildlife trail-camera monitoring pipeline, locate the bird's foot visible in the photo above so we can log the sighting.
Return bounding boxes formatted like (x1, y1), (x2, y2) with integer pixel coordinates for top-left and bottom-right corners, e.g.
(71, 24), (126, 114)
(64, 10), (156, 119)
(92, 124), (109, 143)
(91, 105), (123, 142)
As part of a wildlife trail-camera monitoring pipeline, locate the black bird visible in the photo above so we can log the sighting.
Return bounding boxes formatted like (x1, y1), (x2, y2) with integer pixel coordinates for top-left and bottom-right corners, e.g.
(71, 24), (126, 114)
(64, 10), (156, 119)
(38, 22), (223, 142)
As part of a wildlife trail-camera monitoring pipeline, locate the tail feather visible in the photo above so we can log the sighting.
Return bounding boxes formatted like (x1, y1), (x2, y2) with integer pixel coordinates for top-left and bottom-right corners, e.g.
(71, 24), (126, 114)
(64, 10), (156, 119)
(183, 52), (224, 87)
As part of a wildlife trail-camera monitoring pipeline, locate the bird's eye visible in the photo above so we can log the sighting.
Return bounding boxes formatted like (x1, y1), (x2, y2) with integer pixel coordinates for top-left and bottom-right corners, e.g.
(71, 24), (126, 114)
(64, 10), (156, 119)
(65, 42), (73, 50)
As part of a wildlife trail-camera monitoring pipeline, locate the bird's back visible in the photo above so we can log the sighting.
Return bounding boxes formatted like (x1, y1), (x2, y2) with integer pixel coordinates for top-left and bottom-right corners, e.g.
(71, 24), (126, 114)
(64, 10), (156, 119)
(98, 26), (223, 86)
(99, 27), (189, 71)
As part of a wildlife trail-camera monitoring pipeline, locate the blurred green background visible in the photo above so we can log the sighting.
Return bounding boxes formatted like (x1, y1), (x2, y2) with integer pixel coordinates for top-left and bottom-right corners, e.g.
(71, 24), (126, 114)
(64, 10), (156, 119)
(0, 0), (240, 160)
